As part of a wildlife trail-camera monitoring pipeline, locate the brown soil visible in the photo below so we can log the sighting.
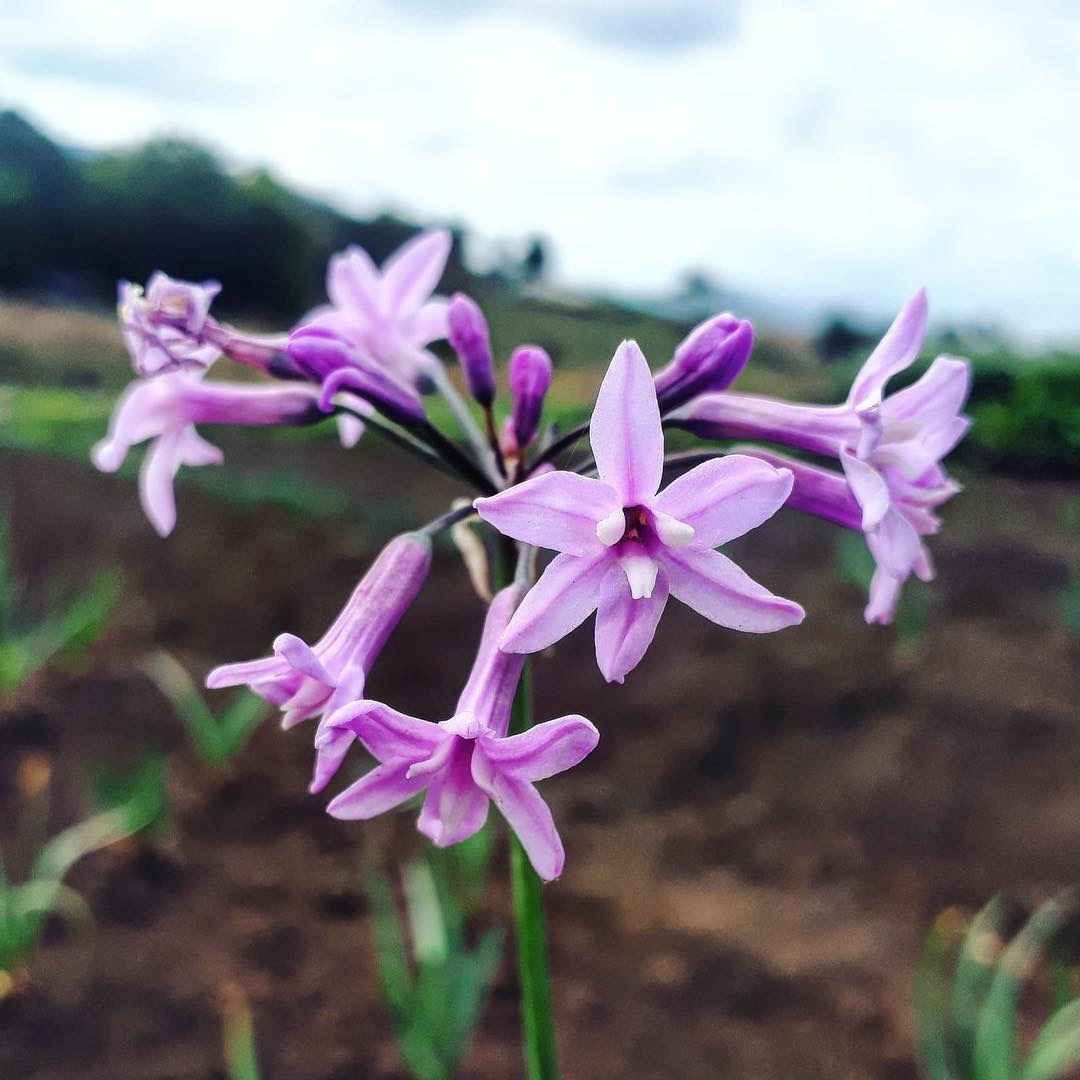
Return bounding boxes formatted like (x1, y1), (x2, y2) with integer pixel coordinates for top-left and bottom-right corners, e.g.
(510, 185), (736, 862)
(1, 441), (1077, 1079)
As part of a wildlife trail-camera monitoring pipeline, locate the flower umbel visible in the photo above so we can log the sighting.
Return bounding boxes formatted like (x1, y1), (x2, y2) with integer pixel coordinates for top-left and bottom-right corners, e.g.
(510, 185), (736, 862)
(323, 585), (599, 881)
(475, 341), (804, 682)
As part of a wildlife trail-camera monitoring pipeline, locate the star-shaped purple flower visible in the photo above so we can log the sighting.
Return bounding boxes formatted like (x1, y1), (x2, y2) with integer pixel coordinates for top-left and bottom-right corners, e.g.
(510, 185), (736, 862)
(323, 586), (599, 881)
(307, 229), (452, 385)
(473, 341), (804, 683)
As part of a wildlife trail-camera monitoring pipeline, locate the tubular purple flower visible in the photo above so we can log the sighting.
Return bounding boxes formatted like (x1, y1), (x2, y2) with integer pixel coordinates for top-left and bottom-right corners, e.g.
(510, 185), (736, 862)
(91, 372), (321, 536)
(670, 291), (972, 625)
(447, 293), (496, 407)
(474, 341), (803, 683)
(306, 229), (452, 385)
(287, 326), (426, 428)
(508, 346), (553, 450)
(322, 584), (599, 881)
(653, 313), (754, 413)
(205, 532), (433, 790)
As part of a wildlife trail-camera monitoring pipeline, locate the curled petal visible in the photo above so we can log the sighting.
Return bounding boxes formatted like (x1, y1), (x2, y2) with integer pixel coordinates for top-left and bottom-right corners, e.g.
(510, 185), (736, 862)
(325, 700), (443, 765)
(138, 430), (183, 537)
(590, 340), (664, 504)
(326, 763), (428, 819)
(206, 656), (288, 690)
(479, 715), (599, 782)
(840, 449), (892, 531)
(883, 355), (971, 430)
(847, 288), (928, 410)
(473, 473), (618, 557)
(382, 229), (451, 314)
(866, 507), (924, 578)
(663, 547), (804, 633)
(865, 565), (903, 625)
(473, 761), (565, 881)
(594, 570), (669, 683)
(273, 633), (333, 685)
(654, 454), (793, 549)
(500, 551), (611, 655)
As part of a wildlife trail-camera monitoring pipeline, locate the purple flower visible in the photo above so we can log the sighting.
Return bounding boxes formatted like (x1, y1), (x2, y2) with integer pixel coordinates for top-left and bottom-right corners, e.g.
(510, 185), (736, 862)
(653, 313), (754, 413)
(672, 291), (971, 624)
(507, 345), (553, 451)
(447, 293), (495, 407)
(92, 372), (320, 536)
(119, 274), (222, 375)
(473, 341), (804, 683)
(308, 229), (453, 384)
(287, 326), (426, 429)
(206, 531), (433, 789)
(323, 586), (599, 881)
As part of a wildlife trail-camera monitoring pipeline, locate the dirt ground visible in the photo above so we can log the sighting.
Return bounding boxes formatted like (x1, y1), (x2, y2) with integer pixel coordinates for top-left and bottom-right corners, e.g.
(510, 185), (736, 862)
(0, 439), (1077, 1079)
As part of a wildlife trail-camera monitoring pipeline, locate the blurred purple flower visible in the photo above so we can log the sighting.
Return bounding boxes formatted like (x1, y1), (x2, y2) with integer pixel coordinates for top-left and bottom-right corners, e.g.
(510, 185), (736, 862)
(92, 372), (320, 536)
(308, 229), (452, 385)
(681, 290), (971, 624)
(323, 585), (598, 881)
(474, 341), (803, 683)
(119, 274), (222, 375)
(507, 345), (553, 451)
(653, 313), (754, 412)
(447, 292), (496, 407)
(206, 531), (433, 789)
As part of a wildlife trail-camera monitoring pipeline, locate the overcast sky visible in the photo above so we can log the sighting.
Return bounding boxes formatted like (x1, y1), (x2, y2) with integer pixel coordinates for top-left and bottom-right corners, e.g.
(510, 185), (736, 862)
(2, 0), (1079, 339)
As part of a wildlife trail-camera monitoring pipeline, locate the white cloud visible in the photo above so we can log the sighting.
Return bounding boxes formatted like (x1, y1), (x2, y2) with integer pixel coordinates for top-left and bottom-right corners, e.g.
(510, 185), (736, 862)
(1, 0), (1079, 338)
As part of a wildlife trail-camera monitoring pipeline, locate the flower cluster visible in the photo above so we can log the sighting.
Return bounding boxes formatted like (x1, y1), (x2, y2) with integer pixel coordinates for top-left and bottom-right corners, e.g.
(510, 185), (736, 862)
(94, 231), (971, 878)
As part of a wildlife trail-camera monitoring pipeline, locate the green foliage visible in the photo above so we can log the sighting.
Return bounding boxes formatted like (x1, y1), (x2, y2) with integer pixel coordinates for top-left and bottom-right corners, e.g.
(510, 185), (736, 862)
(93, 756), (171, 845)
(914, 892), (1080, 1080)
(0, 762), (163, 980)
(143, 651), (268, 769)
(220, 983), (262, 1080)
(368, 834), (503, 1080)
(0, 505), (119, 693)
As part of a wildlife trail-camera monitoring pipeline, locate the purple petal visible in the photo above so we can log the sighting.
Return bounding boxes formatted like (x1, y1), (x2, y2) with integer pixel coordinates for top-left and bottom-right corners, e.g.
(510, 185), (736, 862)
(326, 763), (428, 819)
(478, 715), (599, 782)
(205, 655), (288, 690)
(473, 762), (564, 881)
(847, 288), (928, 409)
(662, 547), (804, 633)
(590, 340), (664, 504)
(177, 428), (224, 467)
(308, 725), (355, 794)
(866, 507), (924, 578)
(416, 742), (489, 846)
(406, 297), (451, 347)
(839, 449), (891, 530)
(273, 633), (333, 685)
(474, 472), (619, 557)
(865, 565), (903, 625)
(336, 413), (365, 448)
(883, 355), (970, 428)
(500, 551), (611, 655)
(325, 700), (443, 765)
(327, 246), (382, 319)
(654, 454), (793, 549)
(138, 431), (183, 537)
(381, 229), (451, 314)
(594, 569), (669, 683)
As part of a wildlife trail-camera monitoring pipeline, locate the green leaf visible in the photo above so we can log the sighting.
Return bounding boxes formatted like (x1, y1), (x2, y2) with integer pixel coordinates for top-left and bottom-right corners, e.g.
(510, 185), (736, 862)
(1022, 999), (1080, 1080)
(974, 893), (1077, 1080)
(951, 897), (1006, 1077)
(914, 909), (964, 1080)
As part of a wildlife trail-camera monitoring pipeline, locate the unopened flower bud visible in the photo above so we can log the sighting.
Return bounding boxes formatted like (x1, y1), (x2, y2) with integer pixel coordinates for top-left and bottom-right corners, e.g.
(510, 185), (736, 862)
(447, 293), (495, 407)
(287, 326), (425, 427)
(653, 314), (753, 412)
(508, 345), (552, 449)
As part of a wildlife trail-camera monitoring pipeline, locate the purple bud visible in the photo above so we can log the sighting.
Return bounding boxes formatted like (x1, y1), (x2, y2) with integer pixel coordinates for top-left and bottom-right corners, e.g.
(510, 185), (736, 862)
(508, 345), (553, 449)
(287, 326), (425, 427)
(653, 314), (754, 412)
(447, 293), (495, 407)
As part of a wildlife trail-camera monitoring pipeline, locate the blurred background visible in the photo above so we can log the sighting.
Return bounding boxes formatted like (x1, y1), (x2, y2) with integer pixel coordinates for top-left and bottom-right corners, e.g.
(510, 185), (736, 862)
(0, 2), (1077, 1077)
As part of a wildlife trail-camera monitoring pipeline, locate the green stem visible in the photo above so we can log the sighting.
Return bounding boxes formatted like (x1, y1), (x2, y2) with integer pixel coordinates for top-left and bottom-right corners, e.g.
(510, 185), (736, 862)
(507, 658), (559, 1080)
